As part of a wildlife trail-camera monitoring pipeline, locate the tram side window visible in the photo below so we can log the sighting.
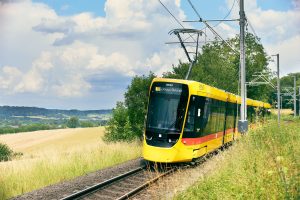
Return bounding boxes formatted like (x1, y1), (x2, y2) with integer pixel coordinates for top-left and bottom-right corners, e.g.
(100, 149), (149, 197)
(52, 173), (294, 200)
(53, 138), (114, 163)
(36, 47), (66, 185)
(218, 101), (226, 132)
(211, 99), (219, 133)
(201, 98), (226, 135)
(233, 103), (237, 129)
(236, 104), (241, 127)
(226, 103), (235, 130)
(201, 98), (212, 136)
(194, 96), (205, 133)
(184, 96), (196, 132)
(183, 95), (206, 138)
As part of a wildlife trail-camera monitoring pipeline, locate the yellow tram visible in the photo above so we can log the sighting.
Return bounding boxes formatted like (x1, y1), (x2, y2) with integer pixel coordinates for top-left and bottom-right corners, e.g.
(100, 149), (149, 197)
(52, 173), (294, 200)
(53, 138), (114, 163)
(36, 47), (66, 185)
(142, 78), (271, 163)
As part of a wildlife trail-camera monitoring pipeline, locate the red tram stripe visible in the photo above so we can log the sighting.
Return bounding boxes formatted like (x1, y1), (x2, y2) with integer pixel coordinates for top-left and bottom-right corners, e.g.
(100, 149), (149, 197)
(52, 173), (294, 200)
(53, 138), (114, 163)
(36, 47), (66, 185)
(181, 128), (235, 146)
(225, 128), (234, 134)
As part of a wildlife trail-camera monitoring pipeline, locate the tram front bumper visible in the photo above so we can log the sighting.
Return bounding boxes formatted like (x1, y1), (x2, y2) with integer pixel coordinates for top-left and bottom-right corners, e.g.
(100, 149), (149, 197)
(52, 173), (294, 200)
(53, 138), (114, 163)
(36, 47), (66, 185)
(142, 140), (193, 163)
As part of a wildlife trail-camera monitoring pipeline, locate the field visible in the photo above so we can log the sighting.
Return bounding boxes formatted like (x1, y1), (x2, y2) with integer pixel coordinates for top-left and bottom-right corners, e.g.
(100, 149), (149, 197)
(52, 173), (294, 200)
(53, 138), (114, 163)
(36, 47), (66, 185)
(0, 127), (141, 199)
(175, 118), (299, 199)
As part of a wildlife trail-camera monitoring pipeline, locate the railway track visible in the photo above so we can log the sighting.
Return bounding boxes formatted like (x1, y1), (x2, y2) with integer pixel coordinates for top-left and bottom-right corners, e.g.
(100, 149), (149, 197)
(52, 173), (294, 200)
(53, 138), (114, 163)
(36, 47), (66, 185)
(60, 147), (226, 200)
(60, 164), (176, 200)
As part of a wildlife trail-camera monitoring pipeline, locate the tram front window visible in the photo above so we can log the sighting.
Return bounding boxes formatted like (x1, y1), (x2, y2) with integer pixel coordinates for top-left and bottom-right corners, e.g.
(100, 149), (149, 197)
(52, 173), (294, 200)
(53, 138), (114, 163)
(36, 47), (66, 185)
(146, 82), (188, 133)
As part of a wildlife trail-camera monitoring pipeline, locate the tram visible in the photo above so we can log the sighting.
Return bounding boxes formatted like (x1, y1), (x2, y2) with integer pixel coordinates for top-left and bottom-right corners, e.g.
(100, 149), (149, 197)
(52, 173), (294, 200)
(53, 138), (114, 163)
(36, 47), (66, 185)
(142, 78), (271, 163)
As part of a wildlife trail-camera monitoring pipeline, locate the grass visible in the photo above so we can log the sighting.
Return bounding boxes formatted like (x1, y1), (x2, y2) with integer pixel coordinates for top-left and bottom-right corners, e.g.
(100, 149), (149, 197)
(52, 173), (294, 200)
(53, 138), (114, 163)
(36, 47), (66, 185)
(176, 118), (300, 199)
(0, 127), (141, 199)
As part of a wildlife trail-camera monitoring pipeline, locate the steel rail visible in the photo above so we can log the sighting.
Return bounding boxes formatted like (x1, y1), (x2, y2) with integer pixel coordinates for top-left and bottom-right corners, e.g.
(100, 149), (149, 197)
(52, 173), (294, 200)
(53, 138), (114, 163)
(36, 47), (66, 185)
(60, 166), (145, 200)
(117, 168), (176, 200)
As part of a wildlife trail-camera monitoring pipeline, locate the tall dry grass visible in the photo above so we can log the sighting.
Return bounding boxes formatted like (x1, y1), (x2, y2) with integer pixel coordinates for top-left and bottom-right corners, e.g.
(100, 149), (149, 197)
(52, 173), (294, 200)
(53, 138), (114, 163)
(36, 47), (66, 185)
(0, 128), (141, 199)
(176, 118), (299, 199)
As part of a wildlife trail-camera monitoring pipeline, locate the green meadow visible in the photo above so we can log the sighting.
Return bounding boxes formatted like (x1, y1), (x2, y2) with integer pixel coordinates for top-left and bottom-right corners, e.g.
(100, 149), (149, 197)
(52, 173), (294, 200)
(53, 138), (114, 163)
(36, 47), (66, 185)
(176, 118), (299, 199)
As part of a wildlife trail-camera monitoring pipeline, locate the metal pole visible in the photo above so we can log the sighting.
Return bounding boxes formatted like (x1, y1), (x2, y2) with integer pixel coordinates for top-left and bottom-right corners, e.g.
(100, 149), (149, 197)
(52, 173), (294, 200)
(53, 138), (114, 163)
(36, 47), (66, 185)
(185, 61), (194, 80)
(276, 54), (280, 125)
(281, 95), (283, 110)
(245, 83), (247, 118)
(294, 76), (296, 117)
(238, 0), (248, 133)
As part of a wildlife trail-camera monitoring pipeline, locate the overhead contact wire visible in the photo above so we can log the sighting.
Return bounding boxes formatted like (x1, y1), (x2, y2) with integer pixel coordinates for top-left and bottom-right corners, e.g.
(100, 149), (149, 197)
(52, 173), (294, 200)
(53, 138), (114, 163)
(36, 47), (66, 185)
(187, 0), (239, 54)
(158, 0), (197, 43)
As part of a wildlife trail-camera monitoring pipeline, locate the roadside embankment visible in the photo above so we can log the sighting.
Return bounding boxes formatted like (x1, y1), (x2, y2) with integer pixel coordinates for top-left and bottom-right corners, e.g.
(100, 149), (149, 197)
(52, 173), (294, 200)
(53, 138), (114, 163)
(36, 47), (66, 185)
(176, 119), (299, 199)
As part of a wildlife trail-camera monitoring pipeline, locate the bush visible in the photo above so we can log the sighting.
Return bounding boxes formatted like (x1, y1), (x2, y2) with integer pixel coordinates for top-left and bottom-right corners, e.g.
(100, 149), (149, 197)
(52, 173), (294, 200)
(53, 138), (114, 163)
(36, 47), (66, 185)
(0, 124), (57, 135)
(67, 117), (79, 128)
(0, 143), (13, 162)
(80, 121), (95, 128)
(103, 102), (136, 142)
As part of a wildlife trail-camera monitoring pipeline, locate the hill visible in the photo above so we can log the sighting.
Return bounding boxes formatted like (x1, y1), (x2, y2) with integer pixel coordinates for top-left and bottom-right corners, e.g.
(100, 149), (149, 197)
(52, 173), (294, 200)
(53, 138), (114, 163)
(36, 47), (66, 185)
(0, 106), (112, 133)
(0, 106), (111, 118)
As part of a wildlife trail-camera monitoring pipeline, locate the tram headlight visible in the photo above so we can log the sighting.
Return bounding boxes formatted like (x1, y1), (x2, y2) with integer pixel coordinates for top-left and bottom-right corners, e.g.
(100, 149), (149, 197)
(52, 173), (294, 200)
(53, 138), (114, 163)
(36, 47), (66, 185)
(146, 135), (153, 140)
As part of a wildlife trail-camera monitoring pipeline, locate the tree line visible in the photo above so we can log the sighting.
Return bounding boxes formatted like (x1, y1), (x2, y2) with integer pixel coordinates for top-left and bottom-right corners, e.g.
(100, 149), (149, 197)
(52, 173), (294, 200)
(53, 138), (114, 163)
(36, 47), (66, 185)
(0, 117), (102, 135)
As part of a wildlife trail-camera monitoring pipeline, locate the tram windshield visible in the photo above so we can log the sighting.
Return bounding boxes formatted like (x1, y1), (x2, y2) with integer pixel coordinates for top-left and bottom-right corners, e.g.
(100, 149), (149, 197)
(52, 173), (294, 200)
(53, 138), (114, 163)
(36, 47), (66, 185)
(146, 82), (188, 133)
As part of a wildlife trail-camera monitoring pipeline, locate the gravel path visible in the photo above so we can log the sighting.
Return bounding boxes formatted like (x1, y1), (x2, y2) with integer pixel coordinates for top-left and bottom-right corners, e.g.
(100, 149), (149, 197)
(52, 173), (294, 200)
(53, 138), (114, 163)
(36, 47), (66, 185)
(12, 158), (143, 200)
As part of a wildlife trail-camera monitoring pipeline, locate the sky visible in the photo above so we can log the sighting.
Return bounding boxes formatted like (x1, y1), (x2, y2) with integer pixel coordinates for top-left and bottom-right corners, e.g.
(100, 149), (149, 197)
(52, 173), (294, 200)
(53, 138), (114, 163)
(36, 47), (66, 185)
(0, 0), (299, 110)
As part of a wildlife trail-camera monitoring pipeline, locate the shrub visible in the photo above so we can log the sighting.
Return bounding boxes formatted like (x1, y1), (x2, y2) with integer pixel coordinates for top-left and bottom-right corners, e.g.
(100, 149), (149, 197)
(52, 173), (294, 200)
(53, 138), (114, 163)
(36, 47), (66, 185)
(0, 143), (13, 162)
(104, 102), (136, 142)
(80, 121), (95, 128)
(0, 124), (57, 135)
(67, 117), (79, 128)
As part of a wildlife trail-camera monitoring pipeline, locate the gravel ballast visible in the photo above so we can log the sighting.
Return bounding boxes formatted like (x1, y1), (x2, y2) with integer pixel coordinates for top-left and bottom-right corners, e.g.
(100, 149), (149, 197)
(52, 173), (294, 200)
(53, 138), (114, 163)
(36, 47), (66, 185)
(12, 158), (143, 200)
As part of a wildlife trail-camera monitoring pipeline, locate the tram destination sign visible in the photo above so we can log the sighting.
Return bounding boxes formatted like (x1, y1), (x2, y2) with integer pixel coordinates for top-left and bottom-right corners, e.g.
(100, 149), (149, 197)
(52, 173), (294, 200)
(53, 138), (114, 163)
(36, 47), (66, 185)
(154, 83), (183, 95)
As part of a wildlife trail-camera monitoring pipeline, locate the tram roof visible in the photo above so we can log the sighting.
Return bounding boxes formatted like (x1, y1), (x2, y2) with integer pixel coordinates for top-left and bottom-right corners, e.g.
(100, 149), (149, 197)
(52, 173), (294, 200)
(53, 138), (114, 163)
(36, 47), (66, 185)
(152, 77), (271, 108)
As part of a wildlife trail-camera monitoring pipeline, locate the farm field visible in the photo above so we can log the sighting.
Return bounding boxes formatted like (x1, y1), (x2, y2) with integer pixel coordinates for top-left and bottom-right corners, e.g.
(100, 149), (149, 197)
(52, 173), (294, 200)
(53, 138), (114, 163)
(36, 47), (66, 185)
(0, 127), (106, 155)
(0, 127), (141, 199)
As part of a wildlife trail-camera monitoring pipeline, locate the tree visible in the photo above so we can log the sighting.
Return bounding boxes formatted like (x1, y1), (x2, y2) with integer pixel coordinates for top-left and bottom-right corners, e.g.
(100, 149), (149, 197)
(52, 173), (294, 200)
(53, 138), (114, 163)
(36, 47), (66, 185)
(67, 116), (79, 128)
(125, 72), (156, 138)
(104, 73), (156, 141)
(104, 102), (134, 141)
(0, 143), (13, 162)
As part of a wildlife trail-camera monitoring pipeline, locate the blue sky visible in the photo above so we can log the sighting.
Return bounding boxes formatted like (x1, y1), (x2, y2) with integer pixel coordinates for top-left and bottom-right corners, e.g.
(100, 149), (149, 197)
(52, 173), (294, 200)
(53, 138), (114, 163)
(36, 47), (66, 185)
(0, 0), (299, 109)
(32, 0), (294, 17)
(32, 0), (107, 16)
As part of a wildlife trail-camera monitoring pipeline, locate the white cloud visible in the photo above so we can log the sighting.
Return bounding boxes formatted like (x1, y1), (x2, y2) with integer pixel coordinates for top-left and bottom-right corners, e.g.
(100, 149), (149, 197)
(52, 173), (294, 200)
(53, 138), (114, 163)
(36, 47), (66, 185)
(0, 0), (187, 105)
(15, 69), (44, 93)
(0, 66), (22, 91)
(52, 75), (91, 97)
(32, 51), (53, 70)
(266, 35), (300, 74)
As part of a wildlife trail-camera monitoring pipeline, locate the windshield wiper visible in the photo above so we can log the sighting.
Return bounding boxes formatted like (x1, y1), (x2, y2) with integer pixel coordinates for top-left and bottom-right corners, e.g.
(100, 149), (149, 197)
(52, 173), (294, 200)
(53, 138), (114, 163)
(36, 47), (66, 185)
(162, 115), (183, 134)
